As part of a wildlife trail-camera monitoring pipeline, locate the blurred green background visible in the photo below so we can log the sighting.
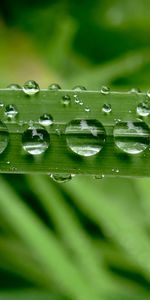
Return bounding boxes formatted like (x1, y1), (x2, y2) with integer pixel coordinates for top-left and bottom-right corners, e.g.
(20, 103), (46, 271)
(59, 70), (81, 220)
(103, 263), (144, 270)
(0, 0), (150, 299)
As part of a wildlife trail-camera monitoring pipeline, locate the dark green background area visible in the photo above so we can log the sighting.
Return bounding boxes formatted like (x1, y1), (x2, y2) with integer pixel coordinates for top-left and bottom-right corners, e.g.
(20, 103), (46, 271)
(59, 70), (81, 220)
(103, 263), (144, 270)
(0, 1), (150, 300)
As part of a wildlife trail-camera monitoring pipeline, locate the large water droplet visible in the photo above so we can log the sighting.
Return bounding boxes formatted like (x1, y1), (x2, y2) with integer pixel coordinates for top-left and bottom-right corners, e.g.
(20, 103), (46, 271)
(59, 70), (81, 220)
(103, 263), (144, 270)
(7, 84), (21, 90)
(137, 101), (150, 117)
(0, 121), (9, 154)
(50, 173), (72, 183)
(23, 80), (40, 95)
(102, 103), (112, 113)
(39, 114), (53, 126)
(101, 86), (110, 95)
(65, 119), (106, 157)
(72, 85), (86, 91)
(22, 125), (50, 155)
(61, 95), (71, 106)
(48, 83), (61, 91)
(113, 121), (149, 154)
(5, 104), (18, 119)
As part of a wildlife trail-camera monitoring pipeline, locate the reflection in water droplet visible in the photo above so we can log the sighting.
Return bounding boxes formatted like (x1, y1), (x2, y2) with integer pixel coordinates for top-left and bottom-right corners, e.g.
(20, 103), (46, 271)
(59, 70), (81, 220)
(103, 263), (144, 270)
(101, 86), (110, 95)
(5, 105), (18, 119)
(102, 103), (112, 113)
(23, 80), (40, 95)
(7, 84), (21, 90)
(113, 122), (149, 154)
(39, 114), (53, 126)
(65, 119), (106, 157)
(0, 121), (9, 154)
(22, 125), (50, 155)
(72, 85), (86, 91)
(61, 95), (71, 106)
(48, 83), (61, 90)
(50, 173), (72, 183)
(137, 101), (150, 117)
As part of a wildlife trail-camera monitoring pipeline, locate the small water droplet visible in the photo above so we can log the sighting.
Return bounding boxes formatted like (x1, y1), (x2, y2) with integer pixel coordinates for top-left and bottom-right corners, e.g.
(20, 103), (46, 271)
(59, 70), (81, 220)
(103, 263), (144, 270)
(74, 95), (80, 104)
(50, 173), (72, 183)
(101, 86), (110, 95)
(0, 102), (4, 108)
(22, 125), (50, 155)
(7, 84), (21, 90)
(39, 114), (53, 126)
(79, 100), (83, 106)
(102, 103), (112, 113)
(0, 121), (9, 154)
(137, 101), (150, 117)
(72, 85), (86, 91)
(85, 106), (90, 112)
(61, 95), (71, 106)
(48, 83), (61, 91)
(5, 105), (18, 119)
(113, 121), (149, 154)
(112, 168), (119, 173)
(23, 80), (40, 95)
(130, 88), (141, 94)
(65, 119), (106, 157)
(147, 90), (150, 98)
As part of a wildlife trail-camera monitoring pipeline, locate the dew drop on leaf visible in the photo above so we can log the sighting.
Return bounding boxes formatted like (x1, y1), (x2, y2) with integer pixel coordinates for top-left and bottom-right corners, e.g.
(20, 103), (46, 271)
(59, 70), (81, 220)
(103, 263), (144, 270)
(23, 80), (40, 95)
(48, 83), (61, 91)
(72, 85), (86, 91)
(61, 95), (71, 106)
(102, 103), (112, 113)
(65, 119), (106, 157)
(5, 104), (18, 119)
(101, 86), (110, 95)
(39, 114), (53, 126)
(136, 101), (150, 117)
(50, 173), (72, 183)
(22, 125), (50, 155)
(113, 121), (149, 154)
(7, 84), (22, 90)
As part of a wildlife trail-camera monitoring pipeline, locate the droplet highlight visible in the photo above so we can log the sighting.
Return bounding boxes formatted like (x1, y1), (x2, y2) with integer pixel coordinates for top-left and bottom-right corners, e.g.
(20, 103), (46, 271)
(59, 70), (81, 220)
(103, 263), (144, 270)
(65, 119), (106, 157)
(23, 80), (40, 95)
(72, 85), (86, 91)
(22, 125), (50, 155)
(7, 84), (21, 90)
(101, 86), (110, 95)
(113, 121), (149, 154)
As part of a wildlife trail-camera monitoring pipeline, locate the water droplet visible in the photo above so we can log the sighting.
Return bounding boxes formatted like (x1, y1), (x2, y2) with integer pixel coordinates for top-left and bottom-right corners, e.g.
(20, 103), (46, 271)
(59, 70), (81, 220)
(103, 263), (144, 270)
(23, 80), (40, 95)
(50, 173), (72, 183)
(61, 95), (71, 106)
(130, 88), (141, 94)
(39, 114), (53, 126)
(102, 103), (112, 113)
(5, 104), (18, 119)
(7, 84), (21, 90)
(0, 121), (9, 154)
(22, 125), (50, 155)
(101, 86), (110, 95)
(72, 85), (86, 91)
(48, 83), (61, 91)
(74, 95), (80, 104)
(113, 121), (149, 154)
(137, 101), (150, 117)
(112, 168), (119, 173)
(85, 106), (90, 112)
(147, 90), (150, 98)
(65, 119), (106, 157)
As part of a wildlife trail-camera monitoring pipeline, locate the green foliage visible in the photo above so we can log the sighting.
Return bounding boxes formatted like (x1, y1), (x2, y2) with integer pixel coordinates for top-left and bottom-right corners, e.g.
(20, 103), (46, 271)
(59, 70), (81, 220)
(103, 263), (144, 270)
(0, 1), (150, 300)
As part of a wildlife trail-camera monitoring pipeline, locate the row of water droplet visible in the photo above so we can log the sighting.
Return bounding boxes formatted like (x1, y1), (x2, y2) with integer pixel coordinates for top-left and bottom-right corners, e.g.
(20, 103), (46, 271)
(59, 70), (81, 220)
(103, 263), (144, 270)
(0, 118), (149, 157)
